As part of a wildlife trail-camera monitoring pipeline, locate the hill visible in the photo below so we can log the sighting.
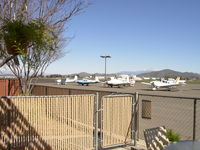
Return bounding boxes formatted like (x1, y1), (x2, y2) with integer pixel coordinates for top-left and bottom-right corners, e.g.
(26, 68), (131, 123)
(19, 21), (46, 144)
(138, 69), (200, 79)
(117, 70), (155, 75)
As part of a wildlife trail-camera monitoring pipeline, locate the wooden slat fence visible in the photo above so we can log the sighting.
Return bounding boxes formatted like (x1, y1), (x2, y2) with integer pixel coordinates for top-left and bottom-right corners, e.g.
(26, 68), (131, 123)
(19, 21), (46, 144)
(0, 95), (95, 150)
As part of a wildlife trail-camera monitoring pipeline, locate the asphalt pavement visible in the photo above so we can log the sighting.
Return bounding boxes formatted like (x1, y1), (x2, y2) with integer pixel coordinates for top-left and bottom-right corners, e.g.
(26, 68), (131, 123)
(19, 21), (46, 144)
(35, 79), (200, 98)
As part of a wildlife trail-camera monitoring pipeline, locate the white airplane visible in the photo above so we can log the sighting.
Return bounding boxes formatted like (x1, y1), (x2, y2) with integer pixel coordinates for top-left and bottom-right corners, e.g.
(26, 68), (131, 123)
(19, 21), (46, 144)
(65, 75), (78, 83)
(57, 76), (78, 85)
(106, 75), (135, 88)
(56, 79), (64, 85)
(76, 77), (100, 86)
(141, 77), (185, 91)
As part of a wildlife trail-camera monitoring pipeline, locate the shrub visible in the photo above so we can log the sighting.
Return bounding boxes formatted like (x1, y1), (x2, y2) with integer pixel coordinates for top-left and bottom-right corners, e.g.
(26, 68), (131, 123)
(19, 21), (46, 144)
(166, 129), (181, 142)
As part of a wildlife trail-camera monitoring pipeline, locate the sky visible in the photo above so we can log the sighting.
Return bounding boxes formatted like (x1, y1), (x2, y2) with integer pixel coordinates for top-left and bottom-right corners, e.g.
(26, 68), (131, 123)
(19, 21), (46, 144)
(46, 0), (200, 74)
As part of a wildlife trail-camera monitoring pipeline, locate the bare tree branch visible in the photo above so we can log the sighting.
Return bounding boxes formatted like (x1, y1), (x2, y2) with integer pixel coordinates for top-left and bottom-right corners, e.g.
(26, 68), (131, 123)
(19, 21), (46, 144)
(0, 0), (88, 94)
(0, 55), (16, 67)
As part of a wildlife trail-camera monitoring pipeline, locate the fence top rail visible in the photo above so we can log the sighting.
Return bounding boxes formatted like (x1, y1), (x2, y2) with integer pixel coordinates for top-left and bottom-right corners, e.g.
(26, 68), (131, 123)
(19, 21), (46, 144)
(138, 93), (200, 100)
(2, 94), (96, 98)
(102, 94), (135, 98)
(110, 91), (200, 100)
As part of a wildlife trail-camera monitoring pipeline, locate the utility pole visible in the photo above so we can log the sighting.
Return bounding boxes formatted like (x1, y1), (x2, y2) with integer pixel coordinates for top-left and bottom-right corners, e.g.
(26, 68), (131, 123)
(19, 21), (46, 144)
(100, 55), (111, 81)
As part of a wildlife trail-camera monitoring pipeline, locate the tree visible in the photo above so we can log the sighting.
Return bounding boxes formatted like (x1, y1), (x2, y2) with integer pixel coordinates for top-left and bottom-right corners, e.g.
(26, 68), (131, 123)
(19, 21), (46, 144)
(0, 0), (88, 94)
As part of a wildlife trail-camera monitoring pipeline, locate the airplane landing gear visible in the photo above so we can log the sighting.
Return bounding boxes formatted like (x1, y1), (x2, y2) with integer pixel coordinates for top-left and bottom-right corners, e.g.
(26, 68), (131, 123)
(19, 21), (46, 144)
(152, 87), (157, 91)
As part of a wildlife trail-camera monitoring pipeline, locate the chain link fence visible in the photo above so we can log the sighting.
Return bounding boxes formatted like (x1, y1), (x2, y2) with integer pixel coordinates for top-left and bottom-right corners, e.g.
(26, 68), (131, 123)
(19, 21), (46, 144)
(138, 94), (200, 143)
(100, 94), (136, 149)
(196, 100), (200, 140)
(0, 93), (200, 150)
(0, 95), (95, 150)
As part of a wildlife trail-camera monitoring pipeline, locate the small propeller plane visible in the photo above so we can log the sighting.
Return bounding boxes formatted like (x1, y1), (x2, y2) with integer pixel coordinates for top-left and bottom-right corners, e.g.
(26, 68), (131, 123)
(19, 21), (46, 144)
(76, 77), (100, 86)
(65, 75), (78, 83)
(106, 76), (135, 88)
(57, 75), (78, 85)
(141, 77), (185, 91)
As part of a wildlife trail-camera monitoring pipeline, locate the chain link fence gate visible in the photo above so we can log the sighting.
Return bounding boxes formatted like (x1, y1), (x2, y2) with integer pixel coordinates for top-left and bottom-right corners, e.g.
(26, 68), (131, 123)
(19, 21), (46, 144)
(99, 94), (137, 149)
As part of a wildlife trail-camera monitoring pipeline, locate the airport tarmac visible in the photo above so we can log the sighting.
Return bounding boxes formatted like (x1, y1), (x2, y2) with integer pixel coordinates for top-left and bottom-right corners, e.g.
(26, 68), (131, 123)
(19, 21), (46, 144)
(36, 79), (200, 98)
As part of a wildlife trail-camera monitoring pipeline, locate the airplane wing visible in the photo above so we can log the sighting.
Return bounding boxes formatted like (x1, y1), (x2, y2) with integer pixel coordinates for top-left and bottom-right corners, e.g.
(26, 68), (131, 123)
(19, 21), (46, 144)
(160, 83), (181, 88)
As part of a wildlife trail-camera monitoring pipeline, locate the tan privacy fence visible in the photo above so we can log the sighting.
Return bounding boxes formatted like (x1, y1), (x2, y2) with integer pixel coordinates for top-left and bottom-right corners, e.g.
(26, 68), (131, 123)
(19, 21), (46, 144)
(0, 95), (95, 150)
(100, 95), (136, 148)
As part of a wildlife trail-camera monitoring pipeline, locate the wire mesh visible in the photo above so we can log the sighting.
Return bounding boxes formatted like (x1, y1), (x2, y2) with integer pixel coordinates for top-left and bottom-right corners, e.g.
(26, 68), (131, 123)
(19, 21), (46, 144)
(196, 100), (200, 140)
(138, 95), (195, 141)
(0, 95), (95, 150)
(101, 95), (135, 148)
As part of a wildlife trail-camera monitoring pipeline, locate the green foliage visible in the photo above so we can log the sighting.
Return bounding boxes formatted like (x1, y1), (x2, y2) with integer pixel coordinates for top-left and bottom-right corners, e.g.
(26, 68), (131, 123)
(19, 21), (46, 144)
(166, 129), (181, 142)
(186, 80), (200, 84)
(0, 19), (57, 55)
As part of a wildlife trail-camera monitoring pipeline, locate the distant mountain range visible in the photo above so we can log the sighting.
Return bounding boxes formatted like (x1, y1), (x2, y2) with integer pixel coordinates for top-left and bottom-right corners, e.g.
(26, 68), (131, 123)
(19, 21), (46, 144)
(2, 69), (200, 79)
(69, 70), (155, 77)
(69, 70), (154, 78)
(138, 69), (200, 79)
(117, 70), (156, 75)
(72, 69), (200, 79)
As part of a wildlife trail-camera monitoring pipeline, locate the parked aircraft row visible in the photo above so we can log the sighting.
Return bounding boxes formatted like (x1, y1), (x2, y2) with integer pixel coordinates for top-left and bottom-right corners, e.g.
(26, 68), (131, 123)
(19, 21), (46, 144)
(56, 75), (186, 91)
(56, 75), (135, 87)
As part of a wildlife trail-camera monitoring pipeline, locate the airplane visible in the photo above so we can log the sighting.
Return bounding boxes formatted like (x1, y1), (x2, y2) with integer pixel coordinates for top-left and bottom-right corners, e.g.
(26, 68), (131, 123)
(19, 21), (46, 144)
(65, 75), (78, 83)
(76, 77), (100, 86)
(106, 75), (135, 88)
(57, 75), (78, 85)
(141, 77), (185, 91)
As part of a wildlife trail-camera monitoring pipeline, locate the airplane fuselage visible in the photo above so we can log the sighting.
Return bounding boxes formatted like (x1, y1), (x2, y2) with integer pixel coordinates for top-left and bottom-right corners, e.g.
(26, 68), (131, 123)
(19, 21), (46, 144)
(106, 77), (133, 88)
(106, 82), (130, 88)
(76, 79), (99, 86)
(151, 80), (179, 90)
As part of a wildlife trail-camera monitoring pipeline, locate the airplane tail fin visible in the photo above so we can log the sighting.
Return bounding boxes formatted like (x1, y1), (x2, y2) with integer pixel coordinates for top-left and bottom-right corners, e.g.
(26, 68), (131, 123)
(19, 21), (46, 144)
(175, 77), (180, 84)
(74, 75), (78, 81)
(95, 77), (100, 82)
(126, 76), (130, 82)
(110, 77), (115, 80)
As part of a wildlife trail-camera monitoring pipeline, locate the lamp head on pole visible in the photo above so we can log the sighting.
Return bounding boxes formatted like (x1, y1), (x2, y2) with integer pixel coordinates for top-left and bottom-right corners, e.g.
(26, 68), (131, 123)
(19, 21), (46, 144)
(100, 55), (111, 59)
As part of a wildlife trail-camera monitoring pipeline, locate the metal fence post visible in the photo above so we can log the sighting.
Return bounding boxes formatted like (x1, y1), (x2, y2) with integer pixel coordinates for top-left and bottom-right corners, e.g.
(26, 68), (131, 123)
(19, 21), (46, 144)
(134, 92), (139, 145)
(131, 93), (136, 146)
(193, 99), (197, 141)
(94, 92), (99, 150)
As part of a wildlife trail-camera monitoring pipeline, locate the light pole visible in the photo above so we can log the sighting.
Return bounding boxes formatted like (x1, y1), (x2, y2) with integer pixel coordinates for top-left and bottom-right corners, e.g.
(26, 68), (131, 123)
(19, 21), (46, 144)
(100, 55), (111, 81)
